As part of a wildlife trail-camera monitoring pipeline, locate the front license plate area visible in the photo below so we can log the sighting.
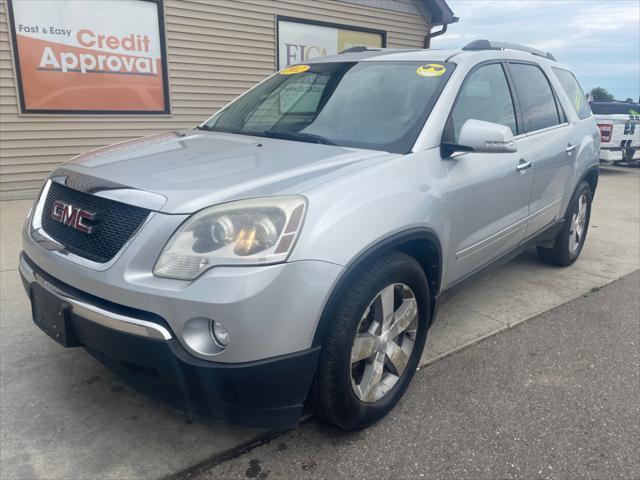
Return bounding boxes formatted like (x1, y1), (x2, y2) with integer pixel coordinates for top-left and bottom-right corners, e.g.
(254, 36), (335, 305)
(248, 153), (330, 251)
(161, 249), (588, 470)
(30, 283), (80, 347)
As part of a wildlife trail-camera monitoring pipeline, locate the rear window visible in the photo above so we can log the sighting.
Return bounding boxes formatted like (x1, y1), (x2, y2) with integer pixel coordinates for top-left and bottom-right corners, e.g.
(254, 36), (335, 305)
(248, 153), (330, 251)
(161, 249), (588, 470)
(508, 63), (561, 133)
(590, 102), (640, 116)
(552, 68), (591, 120)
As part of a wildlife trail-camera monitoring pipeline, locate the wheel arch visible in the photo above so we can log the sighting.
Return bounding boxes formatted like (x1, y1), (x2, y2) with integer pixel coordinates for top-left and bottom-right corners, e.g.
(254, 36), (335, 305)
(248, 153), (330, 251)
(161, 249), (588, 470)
(311, 227), (442, 348)
(561, 164), (598, 219)
(582, 165), (599, 193)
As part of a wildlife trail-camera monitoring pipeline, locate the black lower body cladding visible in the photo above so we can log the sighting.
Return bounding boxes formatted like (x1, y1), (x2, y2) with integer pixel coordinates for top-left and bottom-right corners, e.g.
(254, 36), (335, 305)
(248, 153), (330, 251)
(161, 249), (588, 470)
(20, 254), (319, 429)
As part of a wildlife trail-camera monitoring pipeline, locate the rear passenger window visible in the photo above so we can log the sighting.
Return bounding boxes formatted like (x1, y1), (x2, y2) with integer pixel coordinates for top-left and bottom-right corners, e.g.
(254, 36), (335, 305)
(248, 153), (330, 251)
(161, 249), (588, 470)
(509, 63), (561, 132)
(448, 63), (517, 142)
(553, 68), (591, 120)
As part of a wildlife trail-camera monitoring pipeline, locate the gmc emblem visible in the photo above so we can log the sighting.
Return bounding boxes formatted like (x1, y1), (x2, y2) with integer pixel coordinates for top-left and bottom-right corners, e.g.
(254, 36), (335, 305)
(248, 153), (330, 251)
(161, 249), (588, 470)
(51, 200), (96, 234)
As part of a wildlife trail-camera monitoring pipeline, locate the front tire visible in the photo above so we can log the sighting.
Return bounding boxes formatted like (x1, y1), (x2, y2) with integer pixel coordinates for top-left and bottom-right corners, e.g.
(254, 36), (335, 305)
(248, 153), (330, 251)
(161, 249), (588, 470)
(311, 251), (430, 430)
(537, 181), (593, 266)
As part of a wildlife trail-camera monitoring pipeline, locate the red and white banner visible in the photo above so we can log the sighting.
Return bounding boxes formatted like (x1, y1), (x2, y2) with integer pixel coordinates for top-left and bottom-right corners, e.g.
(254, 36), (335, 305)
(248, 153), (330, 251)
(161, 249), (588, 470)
(8, 0), (169, 113)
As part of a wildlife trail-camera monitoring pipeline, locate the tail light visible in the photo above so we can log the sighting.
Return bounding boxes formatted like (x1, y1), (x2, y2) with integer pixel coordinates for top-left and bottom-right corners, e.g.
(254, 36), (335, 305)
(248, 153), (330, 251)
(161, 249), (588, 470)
(598, 123), (613, 142)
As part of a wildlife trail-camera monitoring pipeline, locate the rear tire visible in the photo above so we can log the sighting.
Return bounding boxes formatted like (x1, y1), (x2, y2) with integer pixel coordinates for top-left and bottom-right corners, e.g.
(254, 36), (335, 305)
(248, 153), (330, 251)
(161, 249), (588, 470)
(537, 181), (593, 267)
(311, 251), (430, 430)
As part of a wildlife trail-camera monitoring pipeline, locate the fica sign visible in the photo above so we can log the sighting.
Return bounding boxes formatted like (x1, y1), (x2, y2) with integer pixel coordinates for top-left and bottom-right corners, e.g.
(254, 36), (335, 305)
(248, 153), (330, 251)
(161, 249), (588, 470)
(277, 18), (385, 68)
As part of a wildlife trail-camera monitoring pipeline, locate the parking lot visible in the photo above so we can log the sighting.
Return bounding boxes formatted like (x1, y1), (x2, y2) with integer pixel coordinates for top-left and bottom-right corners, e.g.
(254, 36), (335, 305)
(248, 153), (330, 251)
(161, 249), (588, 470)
(1, 166), (638, 480)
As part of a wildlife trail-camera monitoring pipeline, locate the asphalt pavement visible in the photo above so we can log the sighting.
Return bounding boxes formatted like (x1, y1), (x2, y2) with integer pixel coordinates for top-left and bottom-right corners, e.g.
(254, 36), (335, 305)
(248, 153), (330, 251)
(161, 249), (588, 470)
(188, 271), (640, 480)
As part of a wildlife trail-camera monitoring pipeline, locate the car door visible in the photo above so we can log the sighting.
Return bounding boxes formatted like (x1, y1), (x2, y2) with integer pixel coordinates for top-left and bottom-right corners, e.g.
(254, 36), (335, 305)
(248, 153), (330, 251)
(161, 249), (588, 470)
(507, 62), (574, 237)
(551, 66), (601, 211)
(443, 62), (535, 284)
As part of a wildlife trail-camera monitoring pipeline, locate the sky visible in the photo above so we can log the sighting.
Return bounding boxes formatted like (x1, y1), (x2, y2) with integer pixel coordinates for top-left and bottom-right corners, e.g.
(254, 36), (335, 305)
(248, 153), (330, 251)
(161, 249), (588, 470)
(430, 0), (640, 101)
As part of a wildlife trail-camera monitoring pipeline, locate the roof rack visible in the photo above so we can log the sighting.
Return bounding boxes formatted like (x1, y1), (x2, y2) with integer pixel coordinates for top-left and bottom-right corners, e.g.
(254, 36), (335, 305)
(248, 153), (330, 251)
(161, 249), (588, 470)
(462, 40), (556, 61)
(339, 46), (384, 54)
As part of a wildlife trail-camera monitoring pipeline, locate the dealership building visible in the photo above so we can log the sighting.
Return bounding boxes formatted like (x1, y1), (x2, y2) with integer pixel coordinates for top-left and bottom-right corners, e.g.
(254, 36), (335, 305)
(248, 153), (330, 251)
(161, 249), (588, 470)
(0, 0), (456, 199)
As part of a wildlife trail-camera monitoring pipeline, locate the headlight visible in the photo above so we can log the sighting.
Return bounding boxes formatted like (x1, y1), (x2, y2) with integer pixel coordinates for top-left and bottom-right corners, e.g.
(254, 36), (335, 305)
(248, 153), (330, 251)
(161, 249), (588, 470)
(153, 196), (307, 280)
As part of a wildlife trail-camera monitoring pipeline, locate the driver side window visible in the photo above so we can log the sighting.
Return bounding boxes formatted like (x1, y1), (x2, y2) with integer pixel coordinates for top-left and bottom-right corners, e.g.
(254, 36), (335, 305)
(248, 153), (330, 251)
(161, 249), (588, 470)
(447, 63), (517, 143)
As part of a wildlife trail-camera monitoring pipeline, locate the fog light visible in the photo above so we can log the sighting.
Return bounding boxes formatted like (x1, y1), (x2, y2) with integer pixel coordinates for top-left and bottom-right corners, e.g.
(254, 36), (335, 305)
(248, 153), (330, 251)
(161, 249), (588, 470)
(183, 317), (227, 355)
(210, 320), (229, 347)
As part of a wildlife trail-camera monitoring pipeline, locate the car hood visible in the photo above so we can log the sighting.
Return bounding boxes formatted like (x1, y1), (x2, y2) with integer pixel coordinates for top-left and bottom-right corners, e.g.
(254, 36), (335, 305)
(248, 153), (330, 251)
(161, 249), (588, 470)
(63, 130), (395, 214)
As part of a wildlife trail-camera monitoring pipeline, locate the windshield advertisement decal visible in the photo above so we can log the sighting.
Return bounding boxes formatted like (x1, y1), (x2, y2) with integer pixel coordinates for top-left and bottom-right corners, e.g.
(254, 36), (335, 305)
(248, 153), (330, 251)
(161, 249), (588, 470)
(416, 64), (446, 77)
(280, 64), (311, 75)
(277, 17), (385, 69)
(7, 0), (169, 114)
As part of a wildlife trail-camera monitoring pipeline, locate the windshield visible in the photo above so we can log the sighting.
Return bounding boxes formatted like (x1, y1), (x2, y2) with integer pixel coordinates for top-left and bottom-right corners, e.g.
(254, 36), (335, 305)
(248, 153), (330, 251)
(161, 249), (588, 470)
(201, 61), (454, 153)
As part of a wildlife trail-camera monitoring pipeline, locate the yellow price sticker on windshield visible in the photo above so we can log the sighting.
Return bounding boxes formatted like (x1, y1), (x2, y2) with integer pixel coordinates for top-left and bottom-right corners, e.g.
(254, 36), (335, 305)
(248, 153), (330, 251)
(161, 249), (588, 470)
(280, 64), (311, 75)
(416, 64), (446, 77)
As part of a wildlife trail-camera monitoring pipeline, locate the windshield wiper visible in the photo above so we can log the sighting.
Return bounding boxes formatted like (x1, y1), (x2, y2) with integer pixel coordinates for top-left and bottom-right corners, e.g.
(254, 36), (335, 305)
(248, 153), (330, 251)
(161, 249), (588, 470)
(257, 130), (337, 146)
(198, 126), (337, 145)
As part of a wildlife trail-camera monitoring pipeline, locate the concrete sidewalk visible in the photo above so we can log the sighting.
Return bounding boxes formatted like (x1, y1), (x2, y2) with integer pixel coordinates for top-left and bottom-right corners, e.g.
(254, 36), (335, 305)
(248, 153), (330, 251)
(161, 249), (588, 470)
(0, 166), (638, 480)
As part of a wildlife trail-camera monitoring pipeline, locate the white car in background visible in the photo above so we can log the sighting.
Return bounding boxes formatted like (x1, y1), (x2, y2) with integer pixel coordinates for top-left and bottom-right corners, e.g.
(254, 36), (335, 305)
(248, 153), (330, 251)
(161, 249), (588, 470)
(590, 101), (640, 166)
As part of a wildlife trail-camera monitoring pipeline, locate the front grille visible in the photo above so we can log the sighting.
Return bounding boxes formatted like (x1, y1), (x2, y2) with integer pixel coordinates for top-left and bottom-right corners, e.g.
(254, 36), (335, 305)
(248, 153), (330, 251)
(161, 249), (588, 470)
(41, 182), (151, 263)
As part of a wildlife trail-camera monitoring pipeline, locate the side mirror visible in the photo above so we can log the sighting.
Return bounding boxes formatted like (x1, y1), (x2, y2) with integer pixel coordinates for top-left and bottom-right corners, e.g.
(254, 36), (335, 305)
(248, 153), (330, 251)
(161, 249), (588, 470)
(442, 119), (517, 157)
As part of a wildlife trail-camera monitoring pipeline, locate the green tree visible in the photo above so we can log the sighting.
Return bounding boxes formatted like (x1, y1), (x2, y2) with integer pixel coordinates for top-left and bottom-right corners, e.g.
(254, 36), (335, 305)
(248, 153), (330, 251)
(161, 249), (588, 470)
(590, 87), (615, 102)
(625, 97), (634, 103)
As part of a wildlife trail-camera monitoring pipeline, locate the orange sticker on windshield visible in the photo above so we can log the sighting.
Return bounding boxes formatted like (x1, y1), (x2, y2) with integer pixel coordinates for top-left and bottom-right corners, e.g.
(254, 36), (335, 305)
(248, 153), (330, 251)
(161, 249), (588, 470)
(416, 64), (446, 77)
(280, 64), (311, 75)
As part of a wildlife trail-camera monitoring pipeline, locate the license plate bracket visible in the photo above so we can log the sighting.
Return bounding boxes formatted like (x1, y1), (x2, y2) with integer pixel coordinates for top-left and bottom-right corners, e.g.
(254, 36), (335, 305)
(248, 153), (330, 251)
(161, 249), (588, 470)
(30, 283), (80, 347)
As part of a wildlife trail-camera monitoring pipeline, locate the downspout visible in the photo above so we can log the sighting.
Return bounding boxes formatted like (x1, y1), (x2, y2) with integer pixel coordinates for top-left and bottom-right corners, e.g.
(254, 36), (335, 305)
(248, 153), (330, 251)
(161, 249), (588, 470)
(424, 23), (448, 48)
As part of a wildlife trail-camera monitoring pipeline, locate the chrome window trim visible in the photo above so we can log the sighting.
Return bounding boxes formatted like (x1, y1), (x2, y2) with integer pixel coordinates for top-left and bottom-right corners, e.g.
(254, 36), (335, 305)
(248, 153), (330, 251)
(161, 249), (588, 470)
(19, 255), (172, 341)
(524, 122), (570, 137)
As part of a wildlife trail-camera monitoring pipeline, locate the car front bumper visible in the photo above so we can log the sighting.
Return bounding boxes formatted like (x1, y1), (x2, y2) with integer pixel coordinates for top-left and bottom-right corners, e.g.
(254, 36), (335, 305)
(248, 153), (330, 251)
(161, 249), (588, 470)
(19, 253), (321, 428)
(22, 211), (342, 364)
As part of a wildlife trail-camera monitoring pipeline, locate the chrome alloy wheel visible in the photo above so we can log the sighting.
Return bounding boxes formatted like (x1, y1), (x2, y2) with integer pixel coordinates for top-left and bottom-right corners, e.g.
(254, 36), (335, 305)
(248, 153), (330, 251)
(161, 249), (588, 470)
(349, 283), (418, 403)
(568, 193), (588, 254)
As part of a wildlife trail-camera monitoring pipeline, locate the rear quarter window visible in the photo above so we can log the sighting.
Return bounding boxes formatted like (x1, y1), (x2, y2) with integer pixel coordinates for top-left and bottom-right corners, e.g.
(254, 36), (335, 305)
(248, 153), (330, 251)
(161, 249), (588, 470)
(552, 68), (592, 120)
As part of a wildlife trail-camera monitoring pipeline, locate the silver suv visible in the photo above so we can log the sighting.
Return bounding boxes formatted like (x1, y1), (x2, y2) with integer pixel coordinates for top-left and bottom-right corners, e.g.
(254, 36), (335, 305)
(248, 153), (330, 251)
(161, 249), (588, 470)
(20, 41), (599, 430)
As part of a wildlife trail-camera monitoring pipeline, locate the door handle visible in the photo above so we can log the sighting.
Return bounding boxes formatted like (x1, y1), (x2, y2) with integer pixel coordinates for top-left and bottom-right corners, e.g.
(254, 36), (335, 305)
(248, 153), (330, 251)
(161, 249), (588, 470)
(516, 159), (532, 172)
(566, 144), (577, 155)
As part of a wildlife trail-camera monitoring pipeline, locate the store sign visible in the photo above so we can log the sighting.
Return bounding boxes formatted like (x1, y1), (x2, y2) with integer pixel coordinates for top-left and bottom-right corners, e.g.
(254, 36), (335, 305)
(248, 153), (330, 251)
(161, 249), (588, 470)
(277, 18), (385, 68)
(7, 0), (169, 114)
